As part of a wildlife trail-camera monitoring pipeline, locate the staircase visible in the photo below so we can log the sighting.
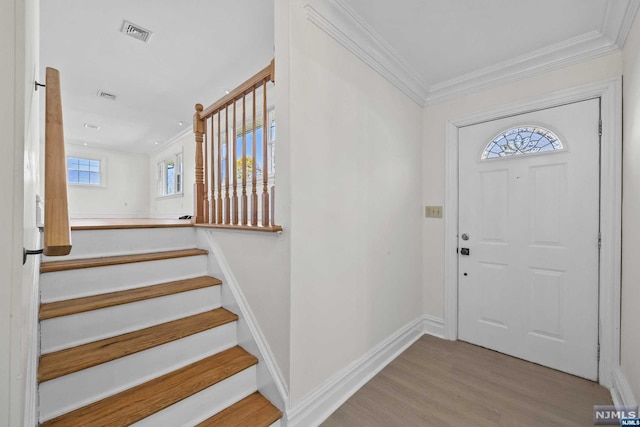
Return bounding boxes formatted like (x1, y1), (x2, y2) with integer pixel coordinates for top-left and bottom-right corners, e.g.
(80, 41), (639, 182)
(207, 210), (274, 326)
(37, 224), (282, 426)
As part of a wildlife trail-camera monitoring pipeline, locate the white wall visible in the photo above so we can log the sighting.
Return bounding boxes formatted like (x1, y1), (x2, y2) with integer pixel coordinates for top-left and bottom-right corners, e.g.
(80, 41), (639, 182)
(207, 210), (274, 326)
(149, 131), (195, 218)
(422, 53), (623, 319)
(287, 0), (424, 405)
(621, 12), (640, 403)
(1, 0), (40, 424)
(66, 144), (149, 218)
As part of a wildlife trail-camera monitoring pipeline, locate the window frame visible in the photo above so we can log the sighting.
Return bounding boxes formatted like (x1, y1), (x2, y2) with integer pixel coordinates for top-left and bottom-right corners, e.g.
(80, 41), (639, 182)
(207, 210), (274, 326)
(156, 150), (184, 199)
(481, 125), (565, 160)
(66, 155), (106, 188)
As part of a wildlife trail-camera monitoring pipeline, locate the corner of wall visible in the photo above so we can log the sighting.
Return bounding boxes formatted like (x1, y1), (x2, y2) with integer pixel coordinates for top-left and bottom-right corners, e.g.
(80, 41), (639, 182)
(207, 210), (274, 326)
(196, 229), (290, 411)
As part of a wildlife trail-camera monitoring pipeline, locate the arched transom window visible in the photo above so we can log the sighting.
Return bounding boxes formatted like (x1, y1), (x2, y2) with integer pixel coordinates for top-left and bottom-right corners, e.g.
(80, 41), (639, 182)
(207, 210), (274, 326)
(481, 126), (563, 159)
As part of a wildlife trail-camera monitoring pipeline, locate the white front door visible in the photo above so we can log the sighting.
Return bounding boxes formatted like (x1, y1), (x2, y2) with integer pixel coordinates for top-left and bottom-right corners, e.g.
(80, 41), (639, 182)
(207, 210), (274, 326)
(458, 99), (600, 380)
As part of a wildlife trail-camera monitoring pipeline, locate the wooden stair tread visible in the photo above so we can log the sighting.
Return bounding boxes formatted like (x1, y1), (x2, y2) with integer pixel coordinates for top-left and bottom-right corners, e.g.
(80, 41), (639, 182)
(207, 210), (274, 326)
(197, 392), (282, 427)
(40, 346), (257, 427)
(39, 308), (238, 383)
(40, 276), (222, 320)
(40, 248), (208, 273)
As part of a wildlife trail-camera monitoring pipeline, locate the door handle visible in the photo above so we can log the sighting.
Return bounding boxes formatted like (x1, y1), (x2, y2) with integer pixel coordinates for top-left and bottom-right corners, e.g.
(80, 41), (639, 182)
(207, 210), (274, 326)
(460, 248), (470, 256)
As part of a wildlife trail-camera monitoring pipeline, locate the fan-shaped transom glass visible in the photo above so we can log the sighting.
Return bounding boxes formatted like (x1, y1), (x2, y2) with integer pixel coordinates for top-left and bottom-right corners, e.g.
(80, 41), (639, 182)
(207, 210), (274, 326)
(481, 126), (563, 159)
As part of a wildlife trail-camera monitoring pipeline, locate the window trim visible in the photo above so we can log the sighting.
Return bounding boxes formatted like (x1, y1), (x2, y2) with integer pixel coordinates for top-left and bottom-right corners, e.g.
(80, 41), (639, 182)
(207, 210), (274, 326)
(156, 150), (184, 199)
(66, 154), (106, 188)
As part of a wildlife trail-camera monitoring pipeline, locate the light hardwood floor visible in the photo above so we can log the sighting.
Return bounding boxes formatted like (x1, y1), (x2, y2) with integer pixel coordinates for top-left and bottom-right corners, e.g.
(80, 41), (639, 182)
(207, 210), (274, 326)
(69, 218), (193, 229)
(322, 335), (611, 427)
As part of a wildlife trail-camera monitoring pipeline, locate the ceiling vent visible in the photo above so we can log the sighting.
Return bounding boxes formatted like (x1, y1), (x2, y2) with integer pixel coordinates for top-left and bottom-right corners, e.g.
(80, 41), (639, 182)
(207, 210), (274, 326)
(121, 20), (152, 43)
(97, 90), (117, 101)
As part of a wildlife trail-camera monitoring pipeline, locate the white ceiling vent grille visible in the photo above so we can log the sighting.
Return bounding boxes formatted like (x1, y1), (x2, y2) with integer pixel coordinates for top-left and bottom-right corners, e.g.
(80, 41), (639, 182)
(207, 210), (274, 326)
(97, 90), (117, 101)
(121, 20), (152, 43)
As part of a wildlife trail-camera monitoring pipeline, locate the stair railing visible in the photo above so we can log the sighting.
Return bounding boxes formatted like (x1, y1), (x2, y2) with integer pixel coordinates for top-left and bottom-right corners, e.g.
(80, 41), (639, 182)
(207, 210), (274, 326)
(193, 59), (281, 231)
(43, 67), (72, 256)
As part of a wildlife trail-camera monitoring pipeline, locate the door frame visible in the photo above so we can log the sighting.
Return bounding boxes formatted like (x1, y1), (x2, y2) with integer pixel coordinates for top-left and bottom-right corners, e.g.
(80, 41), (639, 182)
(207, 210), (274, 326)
(443, 78), (622, 388)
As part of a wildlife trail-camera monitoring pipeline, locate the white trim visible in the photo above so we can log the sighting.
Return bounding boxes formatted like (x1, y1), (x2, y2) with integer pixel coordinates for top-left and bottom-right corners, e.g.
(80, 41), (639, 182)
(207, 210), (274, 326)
(287, 316), (424, 427)
(443, 78), (622, 388)
(425, 30), (618, 105)
(601, 0), (640, 48)
(299, 0), (638, 108)
(23, 235), (40, 427)
(151, 127), (192, 155)
(423, 315), (445, 339)
(611, 367), (639, 408)
(302, 0), (428, 106)
(65, 154), (107, 188)
(199, 231), (289, 407)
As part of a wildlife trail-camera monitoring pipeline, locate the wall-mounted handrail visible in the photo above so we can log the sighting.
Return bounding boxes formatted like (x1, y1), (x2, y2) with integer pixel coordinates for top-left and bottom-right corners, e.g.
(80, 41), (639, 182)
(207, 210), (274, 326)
(193, 59), (280, 232)
(43, 67), (72, 256)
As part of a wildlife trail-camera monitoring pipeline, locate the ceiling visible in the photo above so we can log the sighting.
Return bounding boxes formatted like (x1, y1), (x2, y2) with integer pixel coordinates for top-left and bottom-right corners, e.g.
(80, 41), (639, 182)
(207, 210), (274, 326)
(341, 0), (606, 86)
(41, 0), (637, 154)
(40, 0), (274, 154)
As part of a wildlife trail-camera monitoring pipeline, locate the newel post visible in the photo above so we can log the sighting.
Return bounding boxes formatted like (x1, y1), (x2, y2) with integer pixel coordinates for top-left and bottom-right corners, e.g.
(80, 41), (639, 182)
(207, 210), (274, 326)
(194, 104), (205, 224)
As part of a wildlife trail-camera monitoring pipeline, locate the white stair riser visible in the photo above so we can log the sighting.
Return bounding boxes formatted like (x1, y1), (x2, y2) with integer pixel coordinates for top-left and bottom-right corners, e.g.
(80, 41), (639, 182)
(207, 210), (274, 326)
(39, 323), (238, 422)
(132, 366), (257, 427)
(42, 228), (198, 261)
(41, 287), (220, 353)
(40, 255), (208, 302)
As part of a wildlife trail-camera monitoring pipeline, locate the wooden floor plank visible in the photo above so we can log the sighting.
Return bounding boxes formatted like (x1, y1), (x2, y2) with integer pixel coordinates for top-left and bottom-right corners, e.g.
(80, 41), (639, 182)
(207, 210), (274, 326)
(40, 346), (257, 427)
(40, 276), (222, 320)
(196, 392), (282, 427)
(39, 308), (238, 382)
(40, 248), (208, 273)
(322, 335), (612, 427)
(70, 218), (194, 230)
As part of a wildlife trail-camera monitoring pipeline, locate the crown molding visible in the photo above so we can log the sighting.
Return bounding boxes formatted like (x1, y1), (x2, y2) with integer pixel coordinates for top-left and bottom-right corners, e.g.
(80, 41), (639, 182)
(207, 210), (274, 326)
(601, 0), (640, 47)
(424, 30), (619, 105)
(302, 0), (639, 107)
(303, 0), (428, 106)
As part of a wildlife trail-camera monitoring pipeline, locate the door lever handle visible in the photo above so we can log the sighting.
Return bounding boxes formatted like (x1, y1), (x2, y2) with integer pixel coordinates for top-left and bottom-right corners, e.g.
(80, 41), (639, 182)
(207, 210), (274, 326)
(460, 248), (470, 256)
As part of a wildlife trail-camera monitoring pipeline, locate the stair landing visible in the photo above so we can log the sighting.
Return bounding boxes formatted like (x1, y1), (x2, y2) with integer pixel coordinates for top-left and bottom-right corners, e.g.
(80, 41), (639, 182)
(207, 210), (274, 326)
(70, 218), (193, 230)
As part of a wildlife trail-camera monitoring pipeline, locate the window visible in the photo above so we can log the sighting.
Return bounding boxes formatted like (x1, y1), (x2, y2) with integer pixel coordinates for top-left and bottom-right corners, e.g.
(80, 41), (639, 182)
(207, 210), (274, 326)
(232, 109), (276, 180)
(157, 152), (183, 197)
(67, 157), (102, 185)
(481, 126), (563, 159)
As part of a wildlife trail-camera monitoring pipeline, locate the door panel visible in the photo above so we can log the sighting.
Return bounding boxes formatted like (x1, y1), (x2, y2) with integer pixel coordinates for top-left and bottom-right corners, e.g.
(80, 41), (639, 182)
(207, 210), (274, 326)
(458, 99), (600, 380)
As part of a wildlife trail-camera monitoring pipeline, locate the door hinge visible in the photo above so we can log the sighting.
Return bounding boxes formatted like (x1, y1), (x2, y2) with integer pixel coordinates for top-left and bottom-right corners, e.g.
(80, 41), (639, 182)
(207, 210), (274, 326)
(598, 232), (602, 249)
(598, 119), (603, 136)
(597, 343), (600, 361)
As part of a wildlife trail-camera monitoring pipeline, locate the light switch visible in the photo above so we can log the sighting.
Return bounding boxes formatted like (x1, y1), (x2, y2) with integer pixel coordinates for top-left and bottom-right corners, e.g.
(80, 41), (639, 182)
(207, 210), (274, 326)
(425, 206), (443, 218)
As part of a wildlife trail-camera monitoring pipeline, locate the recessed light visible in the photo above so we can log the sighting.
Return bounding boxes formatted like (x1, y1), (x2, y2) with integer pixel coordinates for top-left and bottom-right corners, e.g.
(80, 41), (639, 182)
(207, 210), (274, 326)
(83, 142), (88, 146)
(84, 123), (101, 130)
(178, 121), (184, 126)
(154, 141), (159, 145)
(225, 89), (230, 95)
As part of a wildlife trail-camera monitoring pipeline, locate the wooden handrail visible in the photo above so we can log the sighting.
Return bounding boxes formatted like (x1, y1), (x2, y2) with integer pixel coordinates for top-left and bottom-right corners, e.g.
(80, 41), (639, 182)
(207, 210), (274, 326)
(193, 59), (280, 231)
(200, 60), (275, 119)
(43, 67), (72, 256)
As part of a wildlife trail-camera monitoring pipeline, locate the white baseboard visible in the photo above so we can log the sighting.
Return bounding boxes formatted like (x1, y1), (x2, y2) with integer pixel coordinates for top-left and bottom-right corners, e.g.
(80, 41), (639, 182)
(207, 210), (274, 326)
(286, 316), (424, 427)
(423, 315), (445, 339)
(611, 367), (638, 408)
(199, 231), (289, 409)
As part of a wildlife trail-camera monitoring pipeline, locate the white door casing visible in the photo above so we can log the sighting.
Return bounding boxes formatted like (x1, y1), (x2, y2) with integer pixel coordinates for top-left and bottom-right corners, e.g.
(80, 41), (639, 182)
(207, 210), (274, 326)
(458, 99), (600, 380)
(443, 78), (622, 388)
